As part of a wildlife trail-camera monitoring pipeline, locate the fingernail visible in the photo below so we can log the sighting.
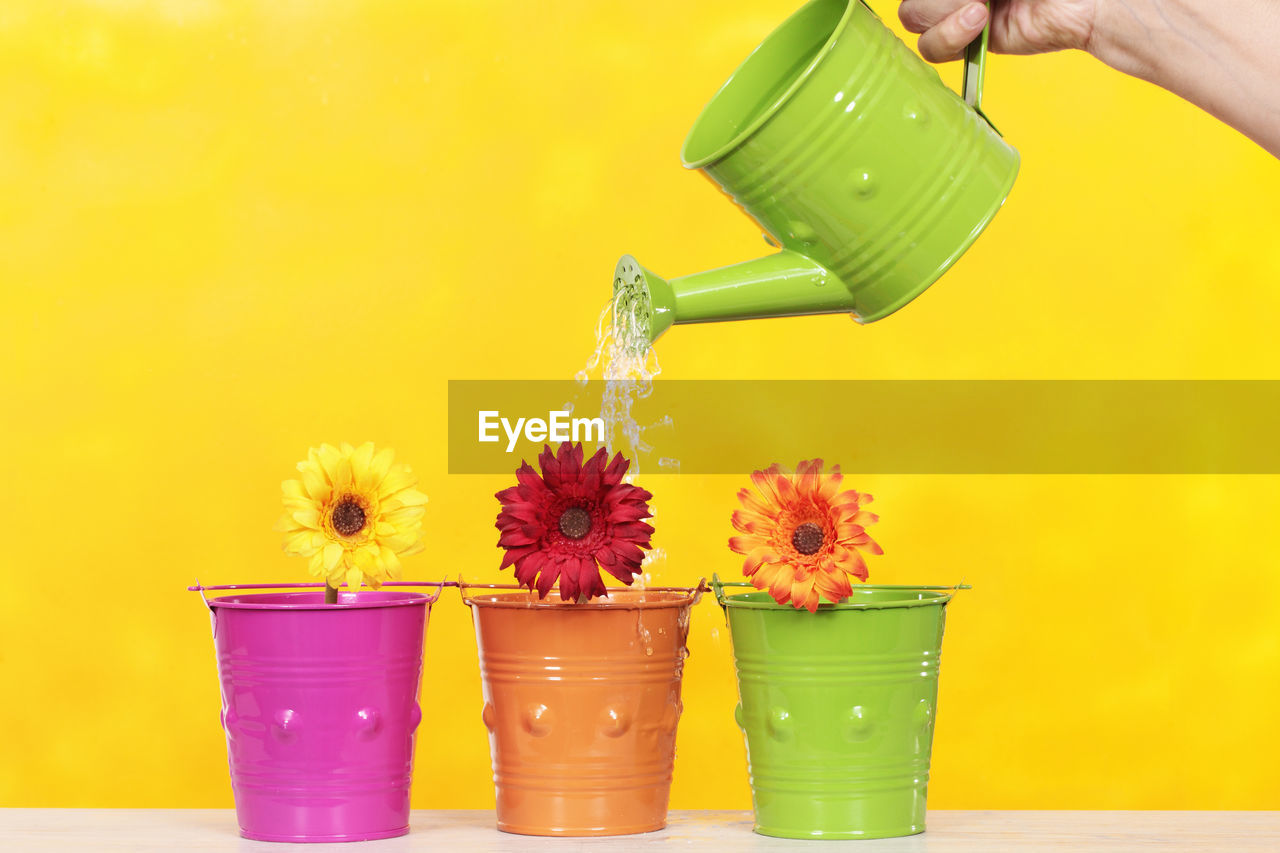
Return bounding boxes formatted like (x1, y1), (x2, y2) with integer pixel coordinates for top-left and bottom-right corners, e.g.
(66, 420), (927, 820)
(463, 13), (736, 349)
(960, 3), (986, 27)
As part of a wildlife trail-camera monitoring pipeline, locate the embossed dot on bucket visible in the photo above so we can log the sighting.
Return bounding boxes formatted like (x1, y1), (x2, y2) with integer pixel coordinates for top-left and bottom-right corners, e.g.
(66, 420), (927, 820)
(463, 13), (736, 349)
(852, 169), (878, 200)
(847, 704), (874, 742)
(903, 102), (931, 126)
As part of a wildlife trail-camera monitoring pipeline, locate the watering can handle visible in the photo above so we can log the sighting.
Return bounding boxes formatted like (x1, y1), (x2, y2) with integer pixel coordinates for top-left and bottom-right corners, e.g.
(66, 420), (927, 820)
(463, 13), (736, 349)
(961, 18), (987, 109)
(961, 11), (994, 128)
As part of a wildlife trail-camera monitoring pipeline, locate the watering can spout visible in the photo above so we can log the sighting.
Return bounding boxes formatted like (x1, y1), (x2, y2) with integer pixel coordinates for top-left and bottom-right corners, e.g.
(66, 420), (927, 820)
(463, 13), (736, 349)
(615, 251), (848, 344)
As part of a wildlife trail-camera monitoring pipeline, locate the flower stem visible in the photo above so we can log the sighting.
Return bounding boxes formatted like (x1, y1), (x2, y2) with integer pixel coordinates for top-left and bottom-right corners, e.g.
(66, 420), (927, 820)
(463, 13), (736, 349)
(325, 584), (339, 604)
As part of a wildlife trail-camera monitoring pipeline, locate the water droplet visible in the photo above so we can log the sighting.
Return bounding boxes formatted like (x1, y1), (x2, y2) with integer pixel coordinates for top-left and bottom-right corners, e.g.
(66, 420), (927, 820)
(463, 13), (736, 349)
(788, 221), (818, 245)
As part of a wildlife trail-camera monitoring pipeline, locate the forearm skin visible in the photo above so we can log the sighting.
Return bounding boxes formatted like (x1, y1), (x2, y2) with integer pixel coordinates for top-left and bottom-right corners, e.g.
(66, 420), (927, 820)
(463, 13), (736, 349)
(1088, 0), (1280, 155)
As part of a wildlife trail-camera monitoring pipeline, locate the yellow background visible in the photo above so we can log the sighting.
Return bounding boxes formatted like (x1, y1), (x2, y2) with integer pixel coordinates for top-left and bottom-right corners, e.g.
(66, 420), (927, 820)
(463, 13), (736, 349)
(2, 0), (1278, 810)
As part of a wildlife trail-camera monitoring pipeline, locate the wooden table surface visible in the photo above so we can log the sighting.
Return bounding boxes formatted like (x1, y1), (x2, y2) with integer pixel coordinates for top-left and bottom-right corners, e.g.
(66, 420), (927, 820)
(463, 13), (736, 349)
(3, 809), (1278, 851)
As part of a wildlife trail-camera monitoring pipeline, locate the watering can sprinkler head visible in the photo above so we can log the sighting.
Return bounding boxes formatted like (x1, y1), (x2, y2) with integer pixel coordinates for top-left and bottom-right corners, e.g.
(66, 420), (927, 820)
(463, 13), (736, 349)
(614, 256), (676, 344)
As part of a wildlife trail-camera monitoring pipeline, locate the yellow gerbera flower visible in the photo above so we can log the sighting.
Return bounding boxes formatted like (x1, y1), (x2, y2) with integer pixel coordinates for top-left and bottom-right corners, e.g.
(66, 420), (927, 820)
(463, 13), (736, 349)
(274, 442), (427, 590)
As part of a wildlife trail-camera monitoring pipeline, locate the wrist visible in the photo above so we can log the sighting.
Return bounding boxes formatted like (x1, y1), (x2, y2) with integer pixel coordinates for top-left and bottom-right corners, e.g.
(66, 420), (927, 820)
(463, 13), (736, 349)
(1085, 0), (1166, 81)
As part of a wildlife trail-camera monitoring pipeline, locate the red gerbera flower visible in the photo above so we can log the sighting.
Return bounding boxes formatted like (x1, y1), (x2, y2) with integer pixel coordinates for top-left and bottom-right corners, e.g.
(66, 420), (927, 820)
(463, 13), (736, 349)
(495, 442), (654, 601)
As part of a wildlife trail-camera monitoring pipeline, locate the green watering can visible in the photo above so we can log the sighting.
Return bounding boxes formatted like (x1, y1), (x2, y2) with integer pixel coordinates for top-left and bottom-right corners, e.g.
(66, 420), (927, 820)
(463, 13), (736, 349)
(616, 0), (1019, 341)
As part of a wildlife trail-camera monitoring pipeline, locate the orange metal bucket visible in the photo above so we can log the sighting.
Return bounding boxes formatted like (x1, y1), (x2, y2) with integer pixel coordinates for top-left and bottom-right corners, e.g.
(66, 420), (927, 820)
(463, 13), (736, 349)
(461, 583), (704, 836)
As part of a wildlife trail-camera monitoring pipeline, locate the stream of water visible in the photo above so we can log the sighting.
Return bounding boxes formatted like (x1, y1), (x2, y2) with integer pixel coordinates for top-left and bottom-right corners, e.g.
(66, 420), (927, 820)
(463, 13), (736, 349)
(573, 289), (680, 595)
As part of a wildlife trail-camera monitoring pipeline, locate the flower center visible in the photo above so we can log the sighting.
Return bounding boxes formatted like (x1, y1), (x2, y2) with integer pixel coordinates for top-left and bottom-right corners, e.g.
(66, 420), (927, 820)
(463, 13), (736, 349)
(331, 498), (367, 537)
(558, 506), (591, 540)
(791, 522), (824, 556)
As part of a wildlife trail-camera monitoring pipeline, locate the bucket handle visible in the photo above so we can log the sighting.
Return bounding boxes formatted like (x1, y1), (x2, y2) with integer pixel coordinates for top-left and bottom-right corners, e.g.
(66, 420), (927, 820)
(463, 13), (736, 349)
(690, 577), (710, 605)
(192, 578), (212, 610)
(457, 576), (709, 607)
(711, 573), (730, 610)
(187, 579), (455, 606)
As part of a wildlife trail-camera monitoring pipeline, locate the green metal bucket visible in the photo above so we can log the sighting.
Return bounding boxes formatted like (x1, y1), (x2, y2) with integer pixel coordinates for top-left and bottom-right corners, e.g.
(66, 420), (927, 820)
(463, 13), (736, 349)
(714, 577), (954, 839)
(618, 0), (1019, 341)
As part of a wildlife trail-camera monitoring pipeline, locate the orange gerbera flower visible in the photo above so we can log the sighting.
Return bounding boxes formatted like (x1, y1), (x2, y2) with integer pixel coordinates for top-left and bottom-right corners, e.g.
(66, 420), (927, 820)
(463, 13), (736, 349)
(728, 459), (882, 612)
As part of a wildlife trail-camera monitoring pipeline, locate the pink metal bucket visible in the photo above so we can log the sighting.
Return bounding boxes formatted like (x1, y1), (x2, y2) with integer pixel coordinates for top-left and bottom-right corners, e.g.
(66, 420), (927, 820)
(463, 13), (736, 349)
(203, 586), (438, 842)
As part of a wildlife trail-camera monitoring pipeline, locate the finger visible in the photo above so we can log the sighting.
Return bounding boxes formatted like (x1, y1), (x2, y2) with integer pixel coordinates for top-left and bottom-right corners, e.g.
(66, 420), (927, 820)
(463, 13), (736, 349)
(917, 2), (989, 63)
(898, 0), (969, 35)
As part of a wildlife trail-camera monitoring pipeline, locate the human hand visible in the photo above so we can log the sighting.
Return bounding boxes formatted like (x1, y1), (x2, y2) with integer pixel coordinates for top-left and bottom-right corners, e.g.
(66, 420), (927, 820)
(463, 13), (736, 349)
(897, 0), (1099, 62)
(899, 0), (1280, 157)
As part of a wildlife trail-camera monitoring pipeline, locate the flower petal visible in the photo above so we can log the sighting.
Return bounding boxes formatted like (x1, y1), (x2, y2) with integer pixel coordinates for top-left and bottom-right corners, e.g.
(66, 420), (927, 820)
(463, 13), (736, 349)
(380, 545), (402, 580)
(273, 513), (302, 533)
(728, 534), (765, 555)
(814, 567), (852, 603)
(737, 488), (780, 520)
(831, 547), (869, 581)
(284, 529), (321, 556)
(323, 542), (344, 570)
(796, 459), (822, 500)
(749, 465), (785, 505)
(535, 555), (560, 598)
(365, 446), (396, 491)
(331, 455), (353, 490)
(774, 474), (799, 505)
(603, 452), (629, 486)
(792, 572), (816, 612)
(292, 508), (320, 529)
(379, 465), (417, 500)
(742, 545), (780, 576)
(383, 505), (426, 525)
(350, 442), (376, 487)
(315, 444), (344, 484)
(391, 488), (429, 507)
(817, 466), (843, 501)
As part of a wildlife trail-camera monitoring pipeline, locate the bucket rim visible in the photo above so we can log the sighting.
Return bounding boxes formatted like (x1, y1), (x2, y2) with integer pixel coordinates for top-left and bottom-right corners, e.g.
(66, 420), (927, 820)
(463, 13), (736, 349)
(190, 580), (449, 609)
(712, 575), (962, 610)
(205, 590), (436, 611)
(719, 589), (951, 611)
(681, 0), (853, 169)
(458, 579), (707, 610)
